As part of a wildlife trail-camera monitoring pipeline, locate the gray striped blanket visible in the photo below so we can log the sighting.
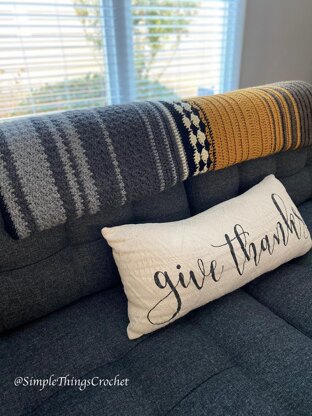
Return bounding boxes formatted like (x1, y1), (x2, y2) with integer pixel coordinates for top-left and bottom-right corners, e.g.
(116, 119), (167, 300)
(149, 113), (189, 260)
(1, 80), (312, 239)
(0, 103), (189, 239)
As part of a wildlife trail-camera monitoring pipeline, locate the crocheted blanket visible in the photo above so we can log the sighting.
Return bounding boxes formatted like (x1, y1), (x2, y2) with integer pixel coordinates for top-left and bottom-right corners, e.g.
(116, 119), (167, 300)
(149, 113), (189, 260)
(1, 80), (312, 239)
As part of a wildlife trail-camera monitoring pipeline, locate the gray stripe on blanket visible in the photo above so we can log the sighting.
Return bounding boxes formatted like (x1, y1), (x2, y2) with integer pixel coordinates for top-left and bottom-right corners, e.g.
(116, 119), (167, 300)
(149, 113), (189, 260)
(0, 155), (30, 237)
(130, 103), (166, 192)
(145, 101), (178, 187)
(91, 109), (127, 205)
(152, 101), (189, 181)
(57, 113), (100, 215)
(1, 119), (66, 230)
(42, 116), (84, 217)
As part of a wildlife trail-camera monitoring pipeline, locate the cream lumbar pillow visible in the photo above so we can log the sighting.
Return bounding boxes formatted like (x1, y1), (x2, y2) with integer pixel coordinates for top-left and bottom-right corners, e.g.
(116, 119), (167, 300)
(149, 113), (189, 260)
(102, 175), (312, 339)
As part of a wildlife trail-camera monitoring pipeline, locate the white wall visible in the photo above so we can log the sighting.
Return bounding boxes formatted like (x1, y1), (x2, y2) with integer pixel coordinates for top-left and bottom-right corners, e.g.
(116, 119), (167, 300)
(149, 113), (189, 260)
(240, 0), (312, 88)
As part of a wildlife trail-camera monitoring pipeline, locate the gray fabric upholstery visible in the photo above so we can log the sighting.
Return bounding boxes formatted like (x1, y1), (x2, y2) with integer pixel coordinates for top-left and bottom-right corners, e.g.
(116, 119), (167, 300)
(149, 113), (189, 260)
(0, 147), (311, 333)
(1, 146), (312, 415)
(1, 203), (312, 415)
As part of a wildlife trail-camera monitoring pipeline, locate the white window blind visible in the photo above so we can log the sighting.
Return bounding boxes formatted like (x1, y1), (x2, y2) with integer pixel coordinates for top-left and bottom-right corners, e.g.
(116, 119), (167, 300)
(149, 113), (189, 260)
(0, 0), (108, 118)
(0, 0), (246, 119)
(130, 0), (246, 101)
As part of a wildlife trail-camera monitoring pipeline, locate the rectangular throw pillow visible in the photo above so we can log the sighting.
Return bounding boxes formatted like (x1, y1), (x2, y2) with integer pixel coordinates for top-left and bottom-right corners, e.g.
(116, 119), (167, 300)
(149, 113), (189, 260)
(102, 175), (312, 339)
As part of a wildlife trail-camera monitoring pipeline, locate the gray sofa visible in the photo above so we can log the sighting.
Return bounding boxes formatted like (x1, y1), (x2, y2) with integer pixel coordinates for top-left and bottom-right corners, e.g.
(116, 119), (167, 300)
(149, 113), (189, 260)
(1, 123), (312, 414)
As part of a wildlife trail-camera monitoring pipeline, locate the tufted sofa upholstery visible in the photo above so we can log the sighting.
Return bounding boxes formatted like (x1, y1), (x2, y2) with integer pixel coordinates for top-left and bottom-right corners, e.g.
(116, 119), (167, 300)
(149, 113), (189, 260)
(1, 147), (312, 415)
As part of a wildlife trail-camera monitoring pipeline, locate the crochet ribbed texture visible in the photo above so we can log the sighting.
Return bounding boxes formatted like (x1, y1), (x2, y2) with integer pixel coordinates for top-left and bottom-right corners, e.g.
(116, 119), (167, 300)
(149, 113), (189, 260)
(0, 80), (312, 239)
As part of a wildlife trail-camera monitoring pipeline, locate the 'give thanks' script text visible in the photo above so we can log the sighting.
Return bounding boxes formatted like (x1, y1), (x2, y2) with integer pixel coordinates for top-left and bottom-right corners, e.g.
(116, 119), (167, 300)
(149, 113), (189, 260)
(147, 193), (309, 325)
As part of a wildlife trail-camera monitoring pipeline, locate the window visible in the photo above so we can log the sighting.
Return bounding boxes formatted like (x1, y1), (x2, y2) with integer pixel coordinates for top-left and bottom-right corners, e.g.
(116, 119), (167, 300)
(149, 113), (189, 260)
(0, 0), (246, 119)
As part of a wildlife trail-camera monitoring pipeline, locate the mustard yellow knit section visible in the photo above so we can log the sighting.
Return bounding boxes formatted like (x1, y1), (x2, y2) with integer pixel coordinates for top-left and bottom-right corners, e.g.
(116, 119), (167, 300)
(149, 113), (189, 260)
(189, 82), (304, 171)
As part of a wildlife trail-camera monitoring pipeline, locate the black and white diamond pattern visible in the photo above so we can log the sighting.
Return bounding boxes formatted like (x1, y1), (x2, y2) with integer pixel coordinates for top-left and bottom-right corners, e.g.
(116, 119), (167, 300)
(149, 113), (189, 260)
(173, 101), (211, 174)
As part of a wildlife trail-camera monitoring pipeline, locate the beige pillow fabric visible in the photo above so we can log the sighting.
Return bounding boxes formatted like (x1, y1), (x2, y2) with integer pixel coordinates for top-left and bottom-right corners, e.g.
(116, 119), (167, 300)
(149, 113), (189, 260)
(102, 175), (312, 340)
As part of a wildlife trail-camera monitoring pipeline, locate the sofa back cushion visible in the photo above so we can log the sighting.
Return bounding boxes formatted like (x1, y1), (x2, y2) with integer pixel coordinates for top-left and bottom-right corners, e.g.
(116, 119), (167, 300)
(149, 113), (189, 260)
(0, 147), (311, 332)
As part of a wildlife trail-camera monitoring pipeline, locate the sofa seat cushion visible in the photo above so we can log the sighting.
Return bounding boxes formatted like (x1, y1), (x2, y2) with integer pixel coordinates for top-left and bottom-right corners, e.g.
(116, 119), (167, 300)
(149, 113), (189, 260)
(1, 199), (311, 416)
(2, 289), (312, 416)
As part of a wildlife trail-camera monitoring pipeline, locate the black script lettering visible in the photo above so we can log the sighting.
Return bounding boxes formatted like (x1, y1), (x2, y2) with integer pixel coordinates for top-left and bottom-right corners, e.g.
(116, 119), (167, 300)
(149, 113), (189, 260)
(213, 193), (308, 276)
(148, 193), (309, 325)
(147, 259), (223, 325)
(212, 224), (250, 276)
(271, 193), (308, 242)
(147, 271), (182, 325)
